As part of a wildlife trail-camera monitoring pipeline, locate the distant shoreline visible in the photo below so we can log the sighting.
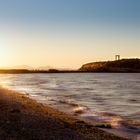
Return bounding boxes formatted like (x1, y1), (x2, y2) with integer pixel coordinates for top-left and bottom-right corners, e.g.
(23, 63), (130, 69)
(0, 70), (140, 74)
(1, 58), (140, 73)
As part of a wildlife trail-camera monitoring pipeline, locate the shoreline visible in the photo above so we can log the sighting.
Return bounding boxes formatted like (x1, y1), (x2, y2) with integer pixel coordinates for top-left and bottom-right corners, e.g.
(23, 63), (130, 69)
(0, 71), (140, 74)
(0, 87), (127, 140)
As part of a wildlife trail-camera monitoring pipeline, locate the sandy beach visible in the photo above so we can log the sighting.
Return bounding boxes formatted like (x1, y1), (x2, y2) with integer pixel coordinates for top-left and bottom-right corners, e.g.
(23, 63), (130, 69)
(0, 87), (127, 140)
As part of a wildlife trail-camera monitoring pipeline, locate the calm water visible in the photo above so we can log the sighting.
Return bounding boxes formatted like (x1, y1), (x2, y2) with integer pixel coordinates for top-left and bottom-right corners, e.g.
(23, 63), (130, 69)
(0, 73), (140, 138)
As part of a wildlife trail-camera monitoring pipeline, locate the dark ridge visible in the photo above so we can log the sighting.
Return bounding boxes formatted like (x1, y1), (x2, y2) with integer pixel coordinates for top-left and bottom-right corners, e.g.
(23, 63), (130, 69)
(79, 59), (140, 73)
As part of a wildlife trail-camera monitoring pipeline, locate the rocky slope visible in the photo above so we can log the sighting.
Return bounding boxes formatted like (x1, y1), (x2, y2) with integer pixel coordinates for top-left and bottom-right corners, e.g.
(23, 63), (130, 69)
(79, 59), (140, 72)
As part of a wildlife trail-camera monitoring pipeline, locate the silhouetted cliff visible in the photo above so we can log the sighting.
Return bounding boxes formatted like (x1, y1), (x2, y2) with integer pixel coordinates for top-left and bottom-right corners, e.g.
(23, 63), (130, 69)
(79, 59), (140, 72)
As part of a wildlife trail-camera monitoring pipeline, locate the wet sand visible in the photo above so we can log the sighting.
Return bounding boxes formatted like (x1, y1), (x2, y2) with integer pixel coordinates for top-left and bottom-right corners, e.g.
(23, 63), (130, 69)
(0, 87), (127, 140)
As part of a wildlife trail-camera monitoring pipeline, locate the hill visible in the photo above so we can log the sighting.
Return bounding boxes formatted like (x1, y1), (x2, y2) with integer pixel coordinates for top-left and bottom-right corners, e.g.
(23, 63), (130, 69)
(79, 59), (140, 72)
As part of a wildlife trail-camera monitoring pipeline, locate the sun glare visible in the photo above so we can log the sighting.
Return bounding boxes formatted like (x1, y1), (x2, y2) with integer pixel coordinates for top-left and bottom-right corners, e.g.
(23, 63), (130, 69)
(0, 40), (10, 67)
(0, 43), (5, 57)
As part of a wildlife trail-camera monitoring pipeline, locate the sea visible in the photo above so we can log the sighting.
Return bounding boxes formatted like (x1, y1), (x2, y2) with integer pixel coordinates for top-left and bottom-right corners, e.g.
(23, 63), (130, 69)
(0, 73), (140, 139)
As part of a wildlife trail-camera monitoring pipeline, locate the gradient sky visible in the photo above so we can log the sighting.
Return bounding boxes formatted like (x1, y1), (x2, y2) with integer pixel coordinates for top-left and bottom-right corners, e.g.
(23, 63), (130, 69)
(0, 0), (140, 69)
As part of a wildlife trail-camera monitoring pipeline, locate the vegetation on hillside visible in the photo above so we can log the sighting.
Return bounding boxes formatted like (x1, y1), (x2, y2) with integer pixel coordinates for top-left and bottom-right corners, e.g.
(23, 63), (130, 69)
(79, 59), (140, 72)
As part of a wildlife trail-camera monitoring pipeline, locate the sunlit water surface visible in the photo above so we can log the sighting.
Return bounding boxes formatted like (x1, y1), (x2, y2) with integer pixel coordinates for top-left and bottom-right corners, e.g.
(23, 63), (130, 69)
(0, 73), (140, 139)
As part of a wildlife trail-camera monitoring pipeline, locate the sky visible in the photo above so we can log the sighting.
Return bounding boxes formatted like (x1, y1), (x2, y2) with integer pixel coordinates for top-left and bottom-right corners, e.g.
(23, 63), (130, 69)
(0, 0), (140, 69)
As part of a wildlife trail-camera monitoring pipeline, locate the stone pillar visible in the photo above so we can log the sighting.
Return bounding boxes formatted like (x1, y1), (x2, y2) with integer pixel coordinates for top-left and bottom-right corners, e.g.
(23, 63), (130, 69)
(115, 55), (120, 60)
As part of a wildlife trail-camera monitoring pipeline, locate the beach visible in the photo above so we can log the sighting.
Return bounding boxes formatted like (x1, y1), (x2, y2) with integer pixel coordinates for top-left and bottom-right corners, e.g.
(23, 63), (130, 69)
(0, 87), (127, 140)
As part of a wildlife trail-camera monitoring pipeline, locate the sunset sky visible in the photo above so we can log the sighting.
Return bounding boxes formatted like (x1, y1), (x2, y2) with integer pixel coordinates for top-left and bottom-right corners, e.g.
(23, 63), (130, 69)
(0, 0), (140, 69)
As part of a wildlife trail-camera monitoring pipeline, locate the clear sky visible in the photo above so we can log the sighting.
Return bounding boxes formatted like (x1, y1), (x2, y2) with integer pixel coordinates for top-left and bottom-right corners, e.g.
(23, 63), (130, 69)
(0, 0), (140, 69)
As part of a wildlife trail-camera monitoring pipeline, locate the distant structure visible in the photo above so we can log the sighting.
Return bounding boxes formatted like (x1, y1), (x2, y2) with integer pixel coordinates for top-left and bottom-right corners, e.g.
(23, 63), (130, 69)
(115, 55), (120, 60)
